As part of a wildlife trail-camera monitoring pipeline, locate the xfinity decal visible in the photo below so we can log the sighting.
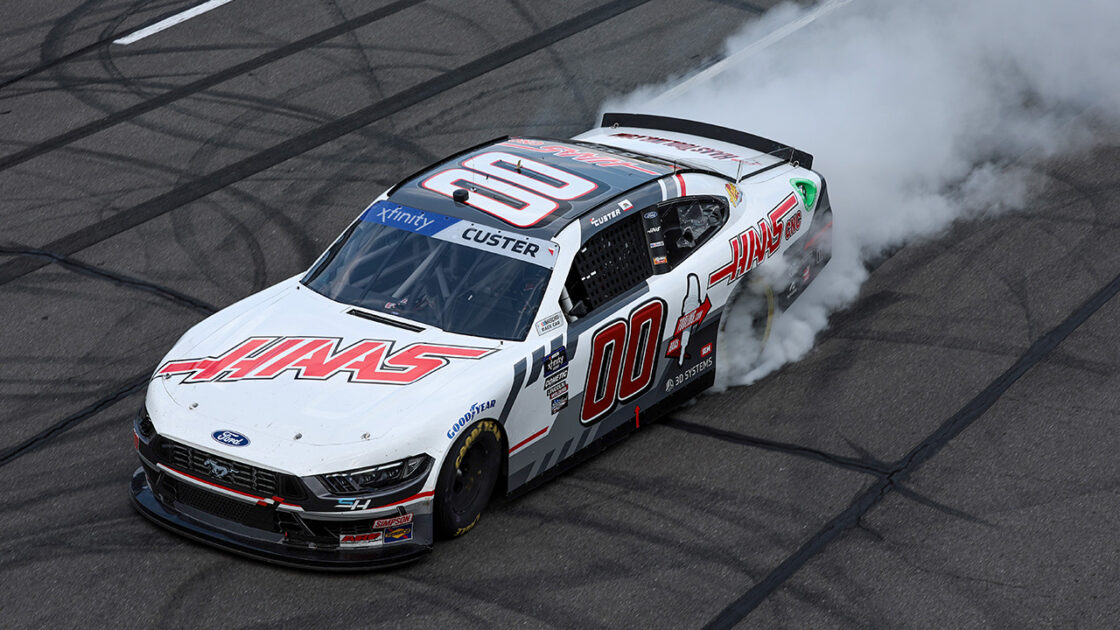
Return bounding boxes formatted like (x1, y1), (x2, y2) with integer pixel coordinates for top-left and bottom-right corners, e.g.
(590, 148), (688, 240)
(543, 347), (567, 376)
(361, 200), (459, 236)
(157, 336), (495, 386)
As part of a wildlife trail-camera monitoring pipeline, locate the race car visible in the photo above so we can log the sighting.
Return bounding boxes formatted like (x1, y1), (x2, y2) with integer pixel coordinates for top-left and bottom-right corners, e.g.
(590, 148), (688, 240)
(130, 113), (834, 569)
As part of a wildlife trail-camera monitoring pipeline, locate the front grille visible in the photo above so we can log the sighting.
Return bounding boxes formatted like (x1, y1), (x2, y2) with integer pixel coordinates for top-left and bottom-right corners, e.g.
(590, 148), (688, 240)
(174, 481), (277, 531)
(304, 517), (380, 539)
(159, 438), (278, 497)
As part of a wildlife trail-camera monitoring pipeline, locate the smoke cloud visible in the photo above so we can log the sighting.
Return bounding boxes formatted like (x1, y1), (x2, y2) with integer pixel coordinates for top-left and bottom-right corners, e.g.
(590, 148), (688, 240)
(604, 0), (1120, 387)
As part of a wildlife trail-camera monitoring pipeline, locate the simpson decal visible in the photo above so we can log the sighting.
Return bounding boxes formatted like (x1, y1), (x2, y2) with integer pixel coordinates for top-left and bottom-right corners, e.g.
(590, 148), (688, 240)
(372, 513), (414, 529)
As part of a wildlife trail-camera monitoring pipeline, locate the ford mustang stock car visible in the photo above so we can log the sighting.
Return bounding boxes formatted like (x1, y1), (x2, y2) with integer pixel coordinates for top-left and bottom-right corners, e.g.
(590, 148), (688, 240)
(131, 113), (834, 569)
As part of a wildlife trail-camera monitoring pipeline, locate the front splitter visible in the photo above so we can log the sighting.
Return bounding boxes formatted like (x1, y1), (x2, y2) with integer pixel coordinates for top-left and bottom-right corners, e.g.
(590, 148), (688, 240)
(130, 468), (431, 571)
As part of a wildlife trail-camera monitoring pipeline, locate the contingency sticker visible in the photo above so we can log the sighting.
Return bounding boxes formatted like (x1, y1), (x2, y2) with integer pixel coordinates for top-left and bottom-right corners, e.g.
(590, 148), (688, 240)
(535, 312), (564, 336)
(543, 347), (568, 376)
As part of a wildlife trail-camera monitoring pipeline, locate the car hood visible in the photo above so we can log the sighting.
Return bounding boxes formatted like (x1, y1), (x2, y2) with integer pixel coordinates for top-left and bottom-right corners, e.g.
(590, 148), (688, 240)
(151, 280), (508, 458)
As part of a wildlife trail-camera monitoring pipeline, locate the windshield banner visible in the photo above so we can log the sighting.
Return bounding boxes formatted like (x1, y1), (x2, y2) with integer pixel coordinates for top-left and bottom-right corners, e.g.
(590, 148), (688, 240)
(361, 201), (559, 268)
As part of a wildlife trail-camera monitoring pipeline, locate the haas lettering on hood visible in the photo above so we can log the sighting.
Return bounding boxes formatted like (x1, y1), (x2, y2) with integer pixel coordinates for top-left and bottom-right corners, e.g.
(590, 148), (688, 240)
(155, 336), (494, 385)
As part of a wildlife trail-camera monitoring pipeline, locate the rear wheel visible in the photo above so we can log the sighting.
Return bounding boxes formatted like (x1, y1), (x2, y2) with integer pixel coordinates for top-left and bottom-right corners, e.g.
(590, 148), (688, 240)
(715, 279), (774, 389)
(434, 420), (503, 538)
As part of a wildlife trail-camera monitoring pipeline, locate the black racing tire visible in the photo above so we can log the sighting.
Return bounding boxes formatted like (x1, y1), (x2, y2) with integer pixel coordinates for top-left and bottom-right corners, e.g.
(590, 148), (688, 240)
(715, 280), (774, 388)
(434, 419), (503, 538)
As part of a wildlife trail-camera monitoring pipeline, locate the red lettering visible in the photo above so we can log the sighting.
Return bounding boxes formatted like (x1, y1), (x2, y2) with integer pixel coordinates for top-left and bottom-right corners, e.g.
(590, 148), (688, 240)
(158, 337), (273, 383)
(581, 321), (627, 422)
(581, 299), (667, 423)
(157, 337), (493, 385)
(225, 337), (307, 379)
(293, 340), (386, 379)
(617, 301), (665, 401)
(707, 193), (800, 288)
(348, 343), (493, 384)
(253, 338), (333, 378)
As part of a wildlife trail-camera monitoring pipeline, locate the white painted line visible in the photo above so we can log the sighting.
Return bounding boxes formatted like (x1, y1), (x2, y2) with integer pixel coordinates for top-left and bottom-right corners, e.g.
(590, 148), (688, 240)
(113, 0), (236, 45)
(653, 0), (852, 104)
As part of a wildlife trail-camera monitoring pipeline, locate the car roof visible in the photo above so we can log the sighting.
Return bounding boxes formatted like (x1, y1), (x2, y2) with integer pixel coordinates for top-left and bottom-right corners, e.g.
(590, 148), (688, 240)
(385, 137), (678, 239)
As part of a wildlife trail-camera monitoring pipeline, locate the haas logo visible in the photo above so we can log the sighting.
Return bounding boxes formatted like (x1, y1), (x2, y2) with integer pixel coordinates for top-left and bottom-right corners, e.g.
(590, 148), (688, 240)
(157, 337), (494, 385)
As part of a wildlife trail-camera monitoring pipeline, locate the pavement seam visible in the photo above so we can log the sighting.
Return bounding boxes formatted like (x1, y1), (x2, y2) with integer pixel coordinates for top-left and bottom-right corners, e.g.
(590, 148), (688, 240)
(701, 265), (1120, 629)
(0, 0), (656, 287)
(0, 0), (422, 167)
(0, 245), (217, 314)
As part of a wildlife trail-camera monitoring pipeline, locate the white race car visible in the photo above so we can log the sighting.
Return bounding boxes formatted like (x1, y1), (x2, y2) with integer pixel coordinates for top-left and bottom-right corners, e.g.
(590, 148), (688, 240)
(131, 113), (833, 569)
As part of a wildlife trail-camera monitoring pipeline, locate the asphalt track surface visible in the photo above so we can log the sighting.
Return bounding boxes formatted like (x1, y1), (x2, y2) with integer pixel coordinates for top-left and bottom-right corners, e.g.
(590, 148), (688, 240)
(0, 1), (1117, 628)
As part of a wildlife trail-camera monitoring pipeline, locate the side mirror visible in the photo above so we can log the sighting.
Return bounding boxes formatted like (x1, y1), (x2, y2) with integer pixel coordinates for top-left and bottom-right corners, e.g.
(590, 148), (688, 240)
(569, 301), (589, 318)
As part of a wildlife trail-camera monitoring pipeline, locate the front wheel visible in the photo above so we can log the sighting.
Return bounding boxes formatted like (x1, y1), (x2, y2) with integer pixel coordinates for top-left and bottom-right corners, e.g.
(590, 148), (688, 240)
(434, 420), (503, 538)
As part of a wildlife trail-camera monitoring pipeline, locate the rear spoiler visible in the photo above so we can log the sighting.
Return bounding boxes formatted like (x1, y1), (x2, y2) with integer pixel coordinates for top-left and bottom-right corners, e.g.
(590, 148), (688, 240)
(600, 113), (813, 170)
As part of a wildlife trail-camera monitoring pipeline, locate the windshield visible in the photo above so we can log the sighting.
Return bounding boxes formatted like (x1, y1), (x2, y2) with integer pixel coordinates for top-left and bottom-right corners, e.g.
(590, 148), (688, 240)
(302, 201), (557, 341)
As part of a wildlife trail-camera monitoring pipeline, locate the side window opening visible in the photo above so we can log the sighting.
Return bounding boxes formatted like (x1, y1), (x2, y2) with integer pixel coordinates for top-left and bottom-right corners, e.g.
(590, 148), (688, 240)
(563, 213), (653, 319)
(656, 196), (727, 267)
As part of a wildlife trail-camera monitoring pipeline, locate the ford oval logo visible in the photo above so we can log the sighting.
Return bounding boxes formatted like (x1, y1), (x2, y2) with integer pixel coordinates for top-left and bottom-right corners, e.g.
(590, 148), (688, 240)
(212, 430), (249, 447)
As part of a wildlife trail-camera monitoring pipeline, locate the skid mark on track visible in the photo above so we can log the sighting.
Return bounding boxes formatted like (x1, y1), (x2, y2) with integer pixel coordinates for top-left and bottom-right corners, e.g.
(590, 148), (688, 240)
(0, 373), (149, 468)
(661, 417), (889, 476)
(0, 0), (656, 287)
(700, 265), (1120, 629)
(0, 245), (216, 314)
(0, 0), (423, 168)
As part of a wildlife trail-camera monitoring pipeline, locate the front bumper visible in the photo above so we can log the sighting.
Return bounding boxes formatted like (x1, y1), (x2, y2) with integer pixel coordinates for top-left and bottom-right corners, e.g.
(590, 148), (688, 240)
(130, 467), (432, 571)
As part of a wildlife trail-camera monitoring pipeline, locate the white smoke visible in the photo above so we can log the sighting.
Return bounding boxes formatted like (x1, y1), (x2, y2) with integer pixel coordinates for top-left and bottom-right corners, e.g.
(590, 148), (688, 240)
(604, 0), (1120, 387)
